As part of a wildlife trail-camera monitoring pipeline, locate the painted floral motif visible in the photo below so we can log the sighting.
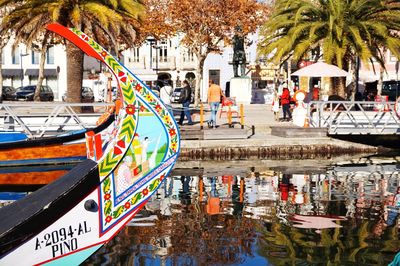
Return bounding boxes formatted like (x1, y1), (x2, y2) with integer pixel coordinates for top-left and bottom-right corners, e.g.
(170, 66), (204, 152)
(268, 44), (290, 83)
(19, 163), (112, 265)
(171, 141), (178, 152)
(155, 104), (162, 113)
(135, 84), (143, 93)
(169, 128), (176, 137)
(145, 94), (153, 102)
(126, 105), (136, 115)
(163, 115), (171, 124)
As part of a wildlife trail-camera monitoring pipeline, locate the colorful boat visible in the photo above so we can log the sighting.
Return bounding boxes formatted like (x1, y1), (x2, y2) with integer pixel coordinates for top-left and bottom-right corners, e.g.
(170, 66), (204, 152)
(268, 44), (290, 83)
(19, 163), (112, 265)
(0, 23), (180, 265)
(0, 108), (115, 167)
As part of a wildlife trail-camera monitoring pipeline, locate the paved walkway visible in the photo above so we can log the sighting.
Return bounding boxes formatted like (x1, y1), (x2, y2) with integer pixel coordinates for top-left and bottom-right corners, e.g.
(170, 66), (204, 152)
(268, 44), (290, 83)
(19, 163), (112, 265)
(173, 103), (377, 151)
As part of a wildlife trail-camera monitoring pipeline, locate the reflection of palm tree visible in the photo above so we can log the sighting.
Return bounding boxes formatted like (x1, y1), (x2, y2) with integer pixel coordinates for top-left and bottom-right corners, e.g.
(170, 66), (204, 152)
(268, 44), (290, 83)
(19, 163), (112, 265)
(257, 217), (398, 265)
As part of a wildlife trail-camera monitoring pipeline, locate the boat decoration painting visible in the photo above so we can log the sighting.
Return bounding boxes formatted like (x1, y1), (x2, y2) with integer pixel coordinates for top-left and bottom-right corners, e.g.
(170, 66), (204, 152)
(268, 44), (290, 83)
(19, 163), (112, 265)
(0, 23), (180, 265)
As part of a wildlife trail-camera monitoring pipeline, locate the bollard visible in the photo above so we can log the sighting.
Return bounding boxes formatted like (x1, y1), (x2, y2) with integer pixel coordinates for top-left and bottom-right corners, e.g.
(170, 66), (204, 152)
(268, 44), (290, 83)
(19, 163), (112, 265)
(228, 106), (232, 128)
(200, 103), (204, 130)
(240, 104), (244, 129)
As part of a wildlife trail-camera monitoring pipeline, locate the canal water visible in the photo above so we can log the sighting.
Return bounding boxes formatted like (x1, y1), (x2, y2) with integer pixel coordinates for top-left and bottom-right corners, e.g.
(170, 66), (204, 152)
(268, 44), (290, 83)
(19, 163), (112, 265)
(81, 157), (400, 266)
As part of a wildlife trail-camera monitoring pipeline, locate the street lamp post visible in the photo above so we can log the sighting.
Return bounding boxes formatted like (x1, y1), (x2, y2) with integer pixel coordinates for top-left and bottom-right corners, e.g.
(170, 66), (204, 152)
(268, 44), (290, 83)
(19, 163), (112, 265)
(146, 36), (157, 70)
(20, 53), (29, 87)
(146, 37), (161, 90)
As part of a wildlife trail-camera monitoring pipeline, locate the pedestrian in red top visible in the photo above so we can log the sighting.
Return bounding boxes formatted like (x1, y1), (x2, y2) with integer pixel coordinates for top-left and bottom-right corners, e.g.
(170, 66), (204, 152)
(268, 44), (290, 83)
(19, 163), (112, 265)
(312, 85), (319, 101)
(281, 87), (292, 121)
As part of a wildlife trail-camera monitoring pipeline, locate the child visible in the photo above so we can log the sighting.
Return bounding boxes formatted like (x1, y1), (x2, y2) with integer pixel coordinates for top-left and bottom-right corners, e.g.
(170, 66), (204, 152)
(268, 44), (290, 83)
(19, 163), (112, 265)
(271, 91), (280, 121)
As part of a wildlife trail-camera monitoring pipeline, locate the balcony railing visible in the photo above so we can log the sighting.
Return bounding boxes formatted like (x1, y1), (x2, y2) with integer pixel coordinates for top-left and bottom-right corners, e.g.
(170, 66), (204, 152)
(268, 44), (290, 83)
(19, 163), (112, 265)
(126, 56), (146, 69)
(151, 56), (176, 70)
(179, 58), (197, 70)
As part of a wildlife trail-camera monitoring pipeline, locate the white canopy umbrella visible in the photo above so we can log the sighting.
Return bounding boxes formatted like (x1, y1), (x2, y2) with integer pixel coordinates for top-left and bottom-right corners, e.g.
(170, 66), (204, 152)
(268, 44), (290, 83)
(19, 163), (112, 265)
(291, 61), (349, 77)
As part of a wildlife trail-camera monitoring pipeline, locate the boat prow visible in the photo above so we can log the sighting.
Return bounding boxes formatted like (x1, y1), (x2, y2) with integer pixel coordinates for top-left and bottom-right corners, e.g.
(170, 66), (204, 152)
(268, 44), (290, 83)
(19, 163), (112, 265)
(0, 23), (180, 265)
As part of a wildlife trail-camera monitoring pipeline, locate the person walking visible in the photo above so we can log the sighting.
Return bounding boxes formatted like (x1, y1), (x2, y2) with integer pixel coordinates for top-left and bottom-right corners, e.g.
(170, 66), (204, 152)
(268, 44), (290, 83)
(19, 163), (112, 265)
(207, 80), (225, 128)
(312, 85), (319, 101)
(178, 80), (193, 126)
(160, 80), (173, 113)
(271, 90), (280, 121)
(281, 86), (292, 121)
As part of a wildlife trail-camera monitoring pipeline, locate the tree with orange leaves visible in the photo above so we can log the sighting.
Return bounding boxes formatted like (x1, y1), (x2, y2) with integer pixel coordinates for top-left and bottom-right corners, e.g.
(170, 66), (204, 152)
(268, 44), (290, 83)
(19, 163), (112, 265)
(141, 0), (268, 104)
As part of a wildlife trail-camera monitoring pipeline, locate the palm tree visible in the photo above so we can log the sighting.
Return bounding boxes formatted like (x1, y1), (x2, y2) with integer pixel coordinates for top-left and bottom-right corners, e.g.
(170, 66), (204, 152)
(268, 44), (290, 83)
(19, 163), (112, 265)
(0, 0), (145, 103)
(258, 0), (400, 97)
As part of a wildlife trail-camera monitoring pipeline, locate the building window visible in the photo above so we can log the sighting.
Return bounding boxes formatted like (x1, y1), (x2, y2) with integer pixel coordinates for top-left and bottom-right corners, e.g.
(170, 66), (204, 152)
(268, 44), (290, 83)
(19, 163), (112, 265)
(209, 69), (220, 85)
(132, 48), (140, 63)
(159, 40), (168, 62)
(32, 51), (40, 64)
(183, 48), (195, 62)
(12, 47), (20, 64)
(47, 46), (54, 64)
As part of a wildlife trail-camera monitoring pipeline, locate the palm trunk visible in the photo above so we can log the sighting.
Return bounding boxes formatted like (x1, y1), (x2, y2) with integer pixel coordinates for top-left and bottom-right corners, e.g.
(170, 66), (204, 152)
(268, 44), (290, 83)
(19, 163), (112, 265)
(287, 59), (291, 89)
(66, 41), (83, 105)
(34, 47), (47, 101)
(377, 67), (384, 96)
(349, 57), (358, 101)
(331, 77), (346, 98)
(377, 48), (387, 96)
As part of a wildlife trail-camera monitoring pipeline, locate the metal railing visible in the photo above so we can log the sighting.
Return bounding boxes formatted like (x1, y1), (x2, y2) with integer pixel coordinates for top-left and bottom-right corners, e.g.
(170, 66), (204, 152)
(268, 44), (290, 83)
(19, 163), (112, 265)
(307, 100), (400, 134)
(0, 102), (114, 138)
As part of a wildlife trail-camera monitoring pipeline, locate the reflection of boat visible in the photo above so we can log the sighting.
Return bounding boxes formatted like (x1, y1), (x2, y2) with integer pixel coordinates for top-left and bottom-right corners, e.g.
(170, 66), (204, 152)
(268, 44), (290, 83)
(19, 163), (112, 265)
(0, 23), (180, 265)
(0, 110), (115, 167)
(291, 214), (346, 230)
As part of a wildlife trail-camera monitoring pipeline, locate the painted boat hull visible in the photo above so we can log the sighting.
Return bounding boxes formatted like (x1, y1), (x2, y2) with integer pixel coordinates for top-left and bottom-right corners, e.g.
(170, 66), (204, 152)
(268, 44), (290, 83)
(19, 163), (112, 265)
(0, 114), (114, 167)
(0, 164), (74, 186)
(0, 157), (176, 265)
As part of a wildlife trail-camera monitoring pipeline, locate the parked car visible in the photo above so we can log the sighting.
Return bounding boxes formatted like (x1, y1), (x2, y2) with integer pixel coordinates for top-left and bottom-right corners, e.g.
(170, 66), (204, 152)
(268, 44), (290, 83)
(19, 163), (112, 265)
(15, 85), (54, 101)
(1, 86), (16, 101)
(381, 80), (400, 101)
(62, 87), (94, 102)
(170, 87), (194, 104)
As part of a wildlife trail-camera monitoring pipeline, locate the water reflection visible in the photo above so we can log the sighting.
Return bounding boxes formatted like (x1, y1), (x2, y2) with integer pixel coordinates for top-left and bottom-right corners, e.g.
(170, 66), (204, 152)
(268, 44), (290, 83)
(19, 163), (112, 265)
(84, 163), (400, 265)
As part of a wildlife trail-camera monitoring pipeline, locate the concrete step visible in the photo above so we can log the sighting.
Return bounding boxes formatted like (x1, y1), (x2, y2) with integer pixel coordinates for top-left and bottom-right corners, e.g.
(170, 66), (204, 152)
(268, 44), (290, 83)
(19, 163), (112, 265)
(270, 126), (328, 138)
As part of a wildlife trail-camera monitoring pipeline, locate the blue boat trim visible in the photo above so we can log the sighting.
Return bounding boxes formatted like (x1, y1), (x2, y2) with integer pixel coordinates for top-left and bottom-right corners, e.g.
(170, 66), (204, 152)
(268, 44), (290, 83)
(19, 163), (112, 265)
(0, 132), (27, 143)
(0, 192), (27, 201)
